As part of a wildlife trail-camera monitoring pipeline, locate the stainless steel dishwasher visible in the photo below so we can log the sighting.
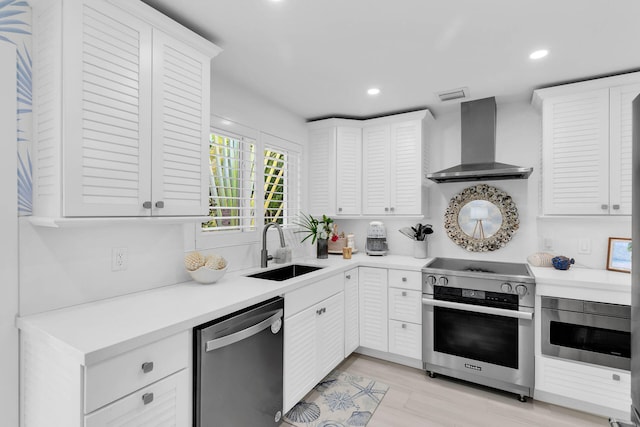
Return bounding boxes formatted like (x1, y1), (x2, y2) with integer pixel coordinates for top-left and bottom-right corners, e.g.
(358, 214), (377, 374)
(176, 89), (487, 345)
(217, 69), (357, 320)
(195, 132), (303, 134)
(194, 296), (284, 426)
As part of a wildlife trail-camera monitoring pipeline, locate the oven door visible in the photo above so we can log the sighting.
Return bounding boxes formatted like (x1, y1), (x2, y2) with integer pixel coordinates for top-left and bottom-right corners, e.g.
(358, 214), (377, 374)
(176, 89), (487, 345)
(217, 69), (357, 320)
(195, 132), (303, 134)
(422, 295), (534, 392)
(541, 306), (630, 370)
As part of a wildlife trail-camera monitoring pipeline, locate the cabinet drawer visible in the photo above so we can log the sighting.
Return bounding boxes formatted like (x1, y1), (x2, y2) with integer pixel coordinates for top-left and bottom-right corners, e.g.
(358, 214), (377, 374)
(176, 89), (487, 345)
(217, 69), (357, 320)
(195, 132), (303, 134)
(537, 356), (630, 413)
(85, 331), (189, 414)
(388, 288), (422, 324)
(85, 369), (189, 427)
(388, 269), (421, 291)
(285, 275), (343, 318)
(388, 320), (421, 360)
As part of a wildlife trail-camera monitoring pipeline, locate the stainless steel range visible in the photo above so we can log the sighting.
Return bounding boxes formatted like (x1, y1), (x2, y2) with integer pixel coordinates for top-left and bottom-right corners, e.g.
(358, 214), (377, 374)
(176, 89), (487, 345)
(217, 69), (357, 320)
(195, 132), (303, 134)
(421, 257), (535, 401)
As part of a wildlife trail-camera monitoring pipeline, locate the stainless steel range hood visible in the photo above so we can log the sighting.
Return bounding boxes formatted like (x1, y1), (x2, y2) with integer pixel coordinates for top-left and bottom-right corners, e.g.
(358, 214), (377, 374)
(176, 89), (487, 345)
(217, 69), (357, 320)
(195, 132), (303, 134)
(426, 97), (533, 183)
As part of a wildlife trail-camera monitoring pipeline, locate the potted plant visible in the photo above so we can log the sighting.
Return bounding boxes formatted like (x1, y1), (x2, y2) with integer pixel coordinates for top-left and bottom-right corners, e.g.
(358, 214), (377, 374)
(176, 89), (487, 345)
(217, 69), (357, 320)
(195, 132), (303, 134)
(295, 213), (333, 259)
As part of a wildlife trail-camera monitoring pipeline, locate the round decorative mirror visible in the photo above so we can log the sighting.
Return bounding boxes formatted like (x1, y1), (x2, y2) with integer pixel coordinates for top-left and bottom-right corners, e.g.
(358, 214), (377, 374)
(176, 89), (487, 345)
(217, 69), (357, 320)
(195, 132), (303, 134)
(444, 184), (519, 252)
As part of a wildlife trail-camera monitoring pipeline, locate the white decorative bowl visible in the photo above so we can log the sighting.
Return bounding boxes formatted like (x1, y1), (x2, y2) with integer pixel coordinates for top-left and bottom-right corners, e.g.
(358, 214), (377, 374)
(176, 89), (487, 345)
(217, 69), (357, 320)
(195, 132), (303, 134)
(188, 264), (229, 284)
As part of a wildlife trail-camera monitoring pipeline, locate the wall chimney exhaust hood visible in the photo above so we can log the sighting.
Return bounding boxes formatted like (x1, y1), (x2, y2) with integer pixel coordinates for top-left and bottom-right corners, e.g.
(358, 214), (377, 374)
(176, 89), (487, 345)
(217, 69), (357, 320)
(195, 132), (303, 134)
(426, 97), (533, 183)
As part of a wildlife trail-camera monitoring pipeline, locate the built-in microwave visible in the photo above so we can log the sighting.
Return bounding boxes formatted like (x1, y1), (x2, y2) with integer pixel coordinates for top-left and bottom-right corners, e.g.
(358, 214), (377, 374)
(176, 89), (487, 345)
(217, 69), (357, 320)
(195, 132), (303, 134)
(541, 296), (630, 371)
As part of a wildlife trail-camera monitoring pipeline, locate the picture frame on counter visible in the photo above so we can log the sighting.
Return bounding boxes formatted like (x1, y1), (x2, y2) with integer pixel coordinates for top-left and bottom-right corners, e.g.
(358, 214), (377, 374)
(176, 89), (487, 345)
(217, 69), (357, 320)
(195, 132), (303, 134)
(606, 237), (632, 273)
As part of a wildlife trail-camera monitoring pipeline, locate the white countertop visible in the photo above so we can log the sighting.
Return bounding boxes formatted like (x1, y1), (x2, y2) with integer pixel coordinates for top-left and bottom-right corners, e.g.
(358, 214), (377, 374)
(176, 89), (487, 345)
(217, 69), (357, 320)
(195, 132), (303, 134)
(17, 254), (632, 366)
(531, 265), (631, 305)
(16, 253), (429, 365)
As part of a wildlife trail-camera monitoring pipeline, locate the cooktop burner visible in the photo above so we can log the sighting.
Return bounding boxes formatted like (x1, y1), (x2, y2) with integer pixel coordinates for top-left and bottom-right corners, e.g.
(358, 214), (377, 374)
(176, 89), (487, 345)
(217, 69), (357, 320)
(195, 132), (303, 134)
(422, 257), (534, 283)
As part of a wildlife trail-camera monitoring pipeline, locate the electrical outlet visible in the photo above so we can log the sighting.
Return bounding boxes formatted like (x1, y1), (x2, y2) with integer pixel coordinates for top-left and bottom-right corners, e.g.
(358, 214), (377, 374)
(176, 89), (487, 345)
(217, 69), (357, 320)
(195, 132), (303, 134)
(578, 238), (591, 255)
(111, 247), (128, 271)
(543, 238), (553, 251)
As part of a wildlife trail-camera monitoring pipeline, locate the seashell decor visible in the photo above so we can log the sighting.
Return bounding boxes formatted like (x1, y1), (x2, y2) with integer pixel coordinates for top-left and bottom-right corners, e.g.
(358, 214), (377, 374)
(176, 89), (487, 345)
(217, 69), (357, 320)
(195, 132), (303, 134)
(527, 252), (554, 267)
(184, 251), (228, 284)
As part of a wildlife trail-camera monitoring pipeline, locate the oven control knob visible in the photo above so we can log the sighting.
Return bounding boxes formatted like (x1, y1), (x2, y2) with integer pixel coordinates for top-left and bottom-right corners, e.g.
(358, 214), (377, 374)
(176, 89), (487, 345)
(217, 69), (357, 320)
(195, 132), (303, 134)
(426, 275), (437, 285)
(438, 276), (448, 286)
(501, 283), (512, 293)
(515, 284), (528, 296)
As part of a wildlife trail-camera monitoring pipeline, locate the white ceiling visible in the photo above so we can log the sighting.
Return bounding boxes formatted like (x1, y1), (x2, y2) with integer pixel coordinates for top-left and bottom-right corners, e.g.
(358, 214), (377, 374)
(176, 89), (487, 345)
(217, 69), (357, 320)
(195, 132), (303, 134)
(141, 0), (640, 120)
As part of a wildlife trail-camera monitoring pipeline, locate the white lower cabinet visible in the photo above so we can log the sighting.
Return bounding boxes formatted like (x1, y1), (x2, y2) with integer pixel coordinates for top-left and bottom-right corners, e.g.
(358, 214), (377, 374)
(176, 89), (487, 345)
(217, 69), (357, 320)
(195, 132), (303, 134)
(284, 276), (345, 413)
(344, 268), (360, 357)
(85, 369), (189, 427)
(21, 330), (190, 427)
(387, 269), (422, 360)
(358, 267), (388, 351)
(536, 355), (630, 418)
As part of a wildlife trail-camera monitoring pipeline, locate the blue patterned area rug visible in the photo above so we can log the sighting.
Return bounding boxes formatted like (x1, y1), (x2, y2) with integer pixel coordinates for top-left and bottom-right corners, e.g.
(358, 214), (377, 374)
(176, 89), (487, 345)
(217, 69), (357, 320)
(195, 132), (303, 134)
(283, 370), (389, 427)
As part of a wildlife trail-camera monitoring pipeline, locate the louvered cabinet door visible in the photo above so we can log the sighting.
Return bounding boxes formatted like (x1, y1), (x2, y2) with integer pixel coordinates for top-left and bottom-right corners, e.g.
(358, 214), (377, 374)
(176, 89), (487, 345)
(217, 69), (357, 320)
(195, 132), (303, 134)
(362, 125), (391, 214)
(542, 89), (610, 215)
(283, 307), (317, 413)
(308, 127), (336, 216)
(344, 268), (359, 357)
(63, 0), (153, 216)
(151, 30), (211, 216)
(390, 120), (422, 215)
(336, 127), (362, 215)
(316, 292), (344, 381)
(609, 83), (640, 216)
(358, 267), (388, 352)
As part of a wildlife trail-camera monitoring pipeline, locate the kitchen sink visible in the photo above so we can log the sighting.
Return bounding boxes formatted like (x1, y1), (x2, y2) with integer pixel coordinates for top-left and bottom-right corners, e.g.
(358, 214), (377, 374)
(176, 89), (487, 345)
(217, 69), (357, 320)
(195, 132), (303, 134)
(246, 264), (324, 281)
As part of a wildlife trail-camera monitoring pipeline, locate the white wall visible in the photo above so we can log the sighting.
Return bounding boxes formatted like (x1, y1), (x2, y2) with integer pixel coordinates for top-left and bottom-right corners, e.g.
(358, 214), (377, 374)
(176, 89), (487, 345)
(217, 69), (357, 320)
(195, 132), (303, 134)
(1, 42), (19, 427)
(336, 100), (630, 269)
(20, 74), (308, 315)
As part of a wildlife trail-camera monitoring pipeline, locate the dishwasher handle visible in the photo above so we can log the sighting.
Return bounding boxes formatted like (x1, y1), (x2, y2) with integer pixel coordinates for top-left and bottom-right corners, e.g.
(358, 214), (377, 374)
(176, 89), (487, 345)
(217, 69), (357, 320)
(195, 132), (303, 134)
(205, 309), (283, 352)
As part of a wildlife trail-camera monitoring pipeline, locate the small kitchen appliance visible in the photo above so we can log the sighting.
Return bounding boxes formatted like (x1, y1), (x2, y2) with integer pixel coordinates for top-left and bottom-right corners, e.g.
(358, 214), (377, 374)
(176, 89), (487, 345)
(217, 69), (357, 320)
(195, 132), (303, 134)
(366, 221), (388, 255)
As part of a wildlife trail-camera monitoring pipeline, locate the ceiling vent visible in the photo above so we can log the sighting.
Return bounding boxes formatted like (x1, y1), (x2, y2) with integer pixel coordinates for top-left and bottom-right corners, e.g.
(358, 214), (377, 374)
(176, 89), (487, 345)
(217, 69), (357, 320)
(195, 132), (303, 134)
(437, 87), (470, 102)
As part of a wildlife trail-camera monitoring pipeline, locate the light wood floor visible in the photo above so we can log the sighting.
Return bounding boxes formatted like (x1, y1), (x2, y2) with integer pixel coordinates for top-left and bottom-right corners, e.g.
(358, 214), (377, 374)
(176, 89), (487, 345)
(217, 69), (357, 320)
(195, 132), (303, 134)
(321, 353), (609, 427)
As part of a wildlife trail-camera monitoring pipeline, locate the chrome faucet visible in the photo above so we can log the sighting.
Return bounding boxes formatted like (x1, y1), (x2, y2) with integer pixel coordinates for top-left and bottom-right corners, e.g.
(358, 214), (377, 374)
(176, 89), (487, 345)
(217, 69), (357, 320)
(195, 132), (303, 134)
(261, 222), (290, 268)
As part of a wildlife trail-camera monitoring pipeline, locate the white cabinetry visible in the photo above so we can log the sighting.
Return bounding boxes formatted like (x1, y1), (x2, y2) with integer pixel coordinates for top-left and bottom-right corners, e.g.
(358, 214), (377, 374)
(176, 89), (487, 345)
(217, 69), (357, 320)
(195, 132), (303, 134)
(20, 330), (191, 427)
(388, 270), (422, 360)
(344, 268), (359, 356)
(31, 0), (221, 219)
(533, 73), (640, 215)
(307, 122), (361, 217)
(358, 267), (388, 352)
(284, 276), (344, 412)
(307, 110), (431, 218)
(363, 118), (425, 215)
(536, 355), (630, 419)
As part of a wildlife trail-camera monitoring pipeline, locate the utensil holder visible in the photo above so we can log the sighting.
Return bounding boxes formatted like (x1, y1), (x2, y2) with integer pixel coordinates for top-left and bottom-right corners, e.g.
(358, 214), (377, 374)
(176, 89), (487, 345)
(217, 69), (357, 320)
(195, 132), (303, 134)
(413, 240), (428, 259)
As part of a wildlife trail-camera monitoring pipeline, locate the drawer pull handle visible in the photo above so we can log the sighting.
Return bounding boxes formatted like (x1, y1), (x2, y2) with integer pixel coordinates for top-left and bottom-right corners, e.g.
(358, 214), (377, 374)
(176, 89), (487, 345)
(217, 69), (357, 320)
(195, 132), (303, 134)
(346, 275), (351, 279)
(612, 204), (620, 210)
(402, 291), (407, 297)
(601, 204), (608, 210)
(402, 277), (407, 282)
(401, 323), (407, 329)
(612, 374), (621, 381)
(142, 201), (152, 209)
(141, 361), (154, 373)
(155, 201), (164, 208)
(142, 392), (154, 405)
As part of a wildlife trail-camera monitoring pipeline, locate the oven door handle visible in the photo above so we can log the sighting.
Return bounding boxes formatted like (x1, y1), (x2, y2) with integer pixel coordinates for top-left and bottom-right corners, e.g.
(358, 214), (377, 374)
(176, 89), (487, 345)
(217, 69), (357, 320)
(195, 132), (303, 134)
(421, 298), (533, 320)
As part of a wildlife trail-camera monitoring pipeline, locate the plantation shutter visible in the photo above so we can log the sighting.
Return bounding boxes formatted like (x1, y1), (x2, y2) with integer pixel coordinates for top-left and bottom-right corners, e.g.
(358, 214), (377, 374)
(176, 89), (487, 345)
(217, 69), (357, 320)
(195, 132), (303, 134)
(263, 136), (301, 227)
(203, 131), (256, 232)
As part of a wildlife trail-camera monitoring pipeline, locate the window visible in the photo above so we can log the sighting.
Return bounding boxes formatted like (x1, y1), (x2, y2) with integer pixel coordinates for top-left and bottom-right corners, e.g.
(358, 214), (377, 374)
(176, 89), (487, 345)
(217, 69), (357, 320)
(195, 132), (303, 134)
(264, 137), (301, 227)
(199, 125), (302, 248)
(202, 131), (256, 232)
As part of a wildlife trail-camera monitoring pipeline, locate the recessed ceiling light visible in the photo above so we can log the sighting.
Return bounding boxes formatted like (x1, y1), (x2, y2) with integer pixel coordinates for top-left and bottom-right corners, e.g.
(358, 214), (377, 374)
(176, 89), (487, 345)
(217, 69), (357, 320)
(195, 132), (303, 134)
(367, 88), (380, 96)
(529, 49), (549, 60)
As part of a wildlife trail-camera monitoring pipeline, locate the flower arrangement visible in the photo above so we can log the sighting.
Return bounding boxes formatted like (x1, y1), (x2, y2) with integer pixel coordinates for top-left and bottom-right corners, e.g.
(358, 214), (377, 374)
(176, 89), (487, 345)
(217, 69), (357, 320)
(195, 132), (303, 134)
(294, 213), (334, 244)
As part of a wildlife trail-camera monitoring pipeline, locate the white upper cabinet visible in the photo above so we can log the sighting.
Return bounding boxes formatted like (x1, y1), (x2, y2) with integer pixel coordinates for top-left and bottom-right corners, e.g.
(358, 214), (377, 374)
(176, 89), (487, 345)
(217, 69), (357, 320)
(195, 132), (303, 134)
(31, 0), (221, 220)
(533, 73), (640, 216)
(307, 110), (431, 218)
(335, 127), (362, 215)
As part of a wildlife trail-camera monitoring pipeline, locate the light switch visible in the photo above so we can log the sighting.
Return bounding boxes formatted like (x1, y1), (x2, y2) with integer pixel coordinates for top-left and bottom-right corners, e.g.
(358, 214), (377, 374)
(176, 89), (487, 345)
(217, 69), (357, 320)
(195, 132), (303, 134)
(578, 239), (591, 255)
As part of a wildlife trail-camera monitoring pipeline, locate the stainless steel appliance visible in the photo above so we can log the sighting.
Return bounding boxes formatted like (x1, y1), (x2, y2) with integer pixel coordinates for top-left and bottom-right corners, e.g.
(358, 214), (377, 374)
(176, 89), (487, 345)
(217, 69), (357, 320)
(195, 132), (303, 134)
(194, 297), (284, 426)
(630, 92), (640, 425)
(422, 257), (535, 401)
(366, 221), (388, 255)
(426, 97), (533, 183)
(542, 297), (630, 370)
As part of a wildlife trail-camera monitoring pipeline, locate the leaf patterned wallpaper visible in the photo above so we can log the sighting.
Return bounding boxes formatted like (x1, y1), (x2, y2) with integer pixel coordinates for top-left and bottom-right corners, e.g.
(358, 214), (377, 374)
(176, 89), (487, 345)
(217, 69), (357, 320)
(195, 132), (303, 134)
(1, 0), (31, 215)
